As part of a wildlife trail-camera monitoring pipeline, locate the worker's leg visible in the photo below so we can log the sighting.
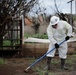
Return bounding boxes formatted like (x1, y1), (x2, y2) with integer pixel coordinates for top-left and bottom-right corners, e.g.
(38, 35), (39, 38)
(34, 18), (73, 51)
(47, 57), (52, 70)
(60, 58), (68, 70)
(46, 43), (56, 70)
(46, 43), (56, 57)
(59, 42), (68, 70)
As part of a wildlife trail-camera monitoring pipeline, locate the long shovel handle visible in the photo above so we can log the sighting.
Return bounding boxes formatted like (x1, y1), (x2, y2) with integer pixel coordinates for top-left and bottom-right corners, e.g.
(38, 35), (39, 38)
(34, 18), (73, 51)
(25, 40), (66, 71)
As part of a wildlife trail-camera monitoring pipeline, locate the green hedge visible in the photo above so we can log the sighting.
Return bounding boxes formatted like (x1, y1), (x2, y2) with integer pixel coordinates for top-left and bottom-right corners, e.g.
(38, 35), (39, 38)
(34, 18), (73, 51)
(24, 33), (48, 39)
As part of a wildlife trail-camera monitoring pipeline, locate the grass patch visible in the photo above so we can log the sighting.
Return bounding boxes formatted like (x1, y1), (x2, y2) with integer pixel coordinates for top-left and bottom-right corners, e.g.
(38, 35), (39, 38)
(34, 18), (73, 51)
(36, 68), (58, 75)
(48, 72), (58, 75)
(52, 58), (60, 65)
(26, 54), (76, 75)
(66, 54), (76, 64)
(0, 58), (6, 65)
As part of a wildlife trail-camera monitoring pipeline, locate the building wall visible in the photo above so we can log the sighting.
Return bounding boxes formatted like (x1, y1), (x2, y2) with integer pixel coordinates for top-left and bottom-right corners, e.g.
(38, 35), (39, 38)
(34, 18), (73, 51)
(38, 22), (48, 34)
(24, 22), (49, 34)
(24, 25), (35, 34)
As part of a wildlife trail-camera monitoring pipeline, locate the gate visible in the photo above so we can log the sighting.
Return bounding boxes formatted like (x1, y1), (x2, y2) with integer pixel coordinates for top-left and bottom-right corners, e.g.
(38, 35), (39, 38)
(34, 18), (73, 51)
(0, 19), (22, 57)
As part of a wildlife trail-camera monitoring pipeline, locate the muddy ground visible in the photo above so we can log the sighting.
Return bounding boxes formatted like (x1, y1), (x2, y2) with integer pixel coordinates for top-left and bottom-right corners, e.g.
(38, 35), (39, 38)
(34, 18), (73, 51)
(0, 54), (76, 75)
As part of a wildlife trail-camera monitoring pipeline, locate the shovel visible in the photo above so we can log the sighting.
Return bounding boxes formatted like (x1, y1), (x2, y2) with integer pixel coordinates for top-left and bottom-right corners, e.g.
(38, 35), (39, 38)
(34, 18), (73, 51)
(24, 40), (66, 72)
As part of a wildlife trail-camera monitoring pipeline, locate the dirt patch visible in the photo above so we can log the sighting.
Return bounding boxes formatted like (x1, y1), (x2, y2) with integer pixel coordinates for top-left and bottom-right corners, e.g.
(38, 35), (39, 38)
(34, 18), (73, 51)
(0, 55), (76, 75)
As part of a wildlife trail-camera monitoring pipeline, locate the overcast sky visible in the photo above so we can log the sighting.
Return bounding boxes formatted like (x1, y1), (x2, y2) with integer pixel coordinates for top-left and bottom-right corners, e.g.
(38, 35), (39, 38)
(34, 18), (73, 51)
(28, 0), (76, 17)
(38, 0), (75, 15)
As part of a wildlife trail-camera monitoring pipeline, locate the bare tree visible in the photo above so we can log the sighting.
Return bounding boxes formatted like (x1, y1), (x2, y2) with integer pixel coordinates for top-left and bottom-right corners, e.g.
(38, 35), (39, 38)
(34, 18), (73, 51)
(24, 1), (49, 33)
(0, 0), (38, 47)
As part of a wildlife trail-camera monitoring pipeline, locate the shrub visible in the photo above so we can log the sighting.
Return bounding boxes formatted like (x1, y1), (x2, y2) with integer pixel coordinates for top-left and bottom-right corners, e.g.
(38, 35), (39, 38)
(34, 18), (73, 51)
(24, 33), (48, 39)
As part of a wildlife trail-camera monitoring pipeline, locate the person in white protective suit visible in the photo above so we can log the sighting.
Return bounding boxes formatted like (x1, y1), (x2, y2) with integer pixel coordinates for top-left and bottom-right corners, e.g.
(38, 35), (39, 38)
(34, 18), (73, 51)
(46, 16), (72, 70)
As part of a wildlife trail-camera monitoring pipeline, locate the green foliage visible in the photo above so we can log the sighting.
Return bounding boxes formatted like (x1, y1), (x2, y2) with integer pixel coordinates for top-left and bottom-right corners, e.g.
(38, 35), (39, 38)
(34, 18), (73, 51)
(36, 68), (58, 75)
(36, 68), (44, 75)
(48, 73), (58, 75)
(0, 58), (6, 65)
(73, 16), (76, 20)
(3, 40), (20, 46)
(52, 59), (60, 65)
(3, 41), (11, 46)
(24, 33), (48, 39)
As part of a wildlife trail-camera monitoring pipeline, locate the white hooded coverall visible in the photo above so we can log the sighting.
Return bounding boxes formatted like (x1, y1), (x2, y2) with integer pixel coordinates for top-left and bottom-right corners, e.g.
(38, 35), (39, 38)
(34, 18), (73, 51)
(46, 20), (72, 59)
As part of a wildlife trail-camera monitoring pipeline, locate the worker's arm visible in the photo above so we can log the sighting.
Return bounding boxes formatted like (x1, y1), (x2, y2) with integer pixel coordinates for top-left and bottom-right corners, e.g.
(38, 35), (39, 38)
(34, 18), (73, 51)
(47, 25), (57, 44)
(65, 22), (72, 37)
(65, 21), (72, 41)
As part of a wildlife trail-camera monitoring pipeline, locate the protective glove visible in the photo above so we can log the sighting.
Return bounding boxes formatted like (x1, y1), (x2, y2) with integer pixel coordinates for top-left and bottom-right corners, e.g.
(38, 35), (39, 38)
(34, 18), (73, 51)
(54, 43), (59, 48)
(65, 36), (70, 41)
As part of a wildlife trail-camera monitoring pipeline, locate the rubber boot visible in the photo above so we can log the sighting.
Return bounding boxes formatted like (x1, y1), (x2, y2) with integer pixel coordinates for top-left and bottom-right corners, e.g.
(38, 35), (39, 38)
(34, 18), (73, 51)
(61, 58), (68, 70)
(47, 57), (51, 70)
